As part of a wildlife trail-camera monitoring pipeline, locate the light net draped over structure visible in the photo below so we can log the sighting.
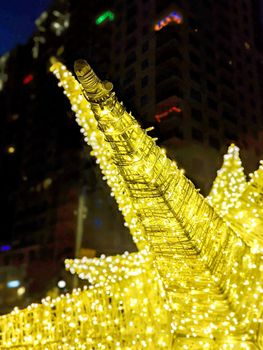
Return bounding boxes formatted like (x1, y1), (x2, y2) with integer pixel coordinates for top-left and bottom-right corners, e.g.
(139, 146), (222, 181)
(207, 143), (247, 216)
(0, 60), (262, 350)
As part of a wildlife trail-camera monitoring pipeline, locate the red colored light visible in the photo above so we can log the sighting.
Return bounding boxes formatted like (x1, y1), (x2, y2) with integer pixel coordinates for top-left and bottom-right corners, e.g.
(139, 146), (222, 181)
(155, 106), (181, 123)
(23, 74), (33, 85)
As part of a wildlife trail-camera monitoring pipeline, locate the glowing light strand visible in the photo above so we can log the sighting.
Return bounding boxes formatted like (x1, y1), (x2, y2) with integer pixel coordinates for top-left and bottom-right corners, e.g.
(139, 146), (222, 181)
(95, 11), (115, 25)
(155, 106), (181, 123)
(0, 61), (262, 350)
(154, 11), (183, 31)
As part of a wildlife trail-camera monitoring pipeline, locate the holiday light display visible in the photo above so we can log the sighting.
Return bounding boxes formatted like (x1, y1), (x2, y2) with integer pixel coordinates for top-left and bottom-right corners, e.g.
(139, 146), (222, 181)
(207, 144), (247, 216)
(226, 161), (263, 247)
(0, 60), (262, 350)
(65, 250), (151, 285)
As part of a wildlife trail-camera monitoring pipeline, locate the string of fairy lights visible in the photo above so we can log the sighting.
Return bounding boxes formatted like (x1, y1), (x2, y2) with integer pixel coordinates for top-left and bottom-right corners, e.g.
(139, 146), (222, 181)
(0, 60), (262, 350)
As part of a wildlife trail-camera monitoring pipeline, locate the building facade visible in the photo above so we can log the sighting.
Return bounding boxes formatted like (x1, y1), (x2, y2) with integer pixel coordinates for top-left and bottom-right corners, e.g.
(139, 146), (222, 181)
(108, 0), (263, 192)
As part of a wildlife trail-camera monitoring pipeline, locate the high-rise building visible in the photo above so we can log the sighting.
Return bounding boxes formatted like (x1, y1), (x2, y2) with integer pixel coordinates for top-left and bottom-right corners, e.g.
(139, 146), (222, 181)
(0, 0), (135, 310)
(107, 0), (263, 192)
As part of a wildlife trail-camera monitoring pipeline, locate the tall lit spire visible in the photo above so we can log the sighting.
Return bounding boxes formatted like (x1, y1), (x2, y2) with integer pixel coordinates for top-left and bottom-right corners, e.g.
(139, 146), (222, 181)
(0, 60), (261, 350)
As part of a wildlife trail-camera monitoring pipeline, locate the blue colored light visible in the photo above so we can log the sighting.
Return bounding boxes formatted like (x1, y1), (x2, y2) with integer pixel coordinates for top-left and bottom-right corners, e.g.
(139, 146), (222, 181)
(0, 245), (11, 252)
(7, 280), (20, 288)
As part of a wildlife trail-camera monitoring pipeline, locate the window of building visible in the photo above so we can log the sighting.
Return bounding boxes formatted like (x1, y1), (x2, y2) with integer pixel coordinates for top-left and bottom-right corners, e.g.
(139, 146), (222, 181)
(125, 67), (135, 80)
(243, 14), (248, 23)
(156, 83), (183, 102)
(190, 70), (201, 83)
(174, 128), (183, 139)
(4, 256), (10, 265)
(224, 129), (237, 141)
(222, 110), (237, 123)
(207, 80), (217, 93)
(114, 62), (120, 71)
(221, 92), (236, 107)
(142, 25), (148, 35)
(142, 41), (149, 52)
(141, 76), (148, 88)
(241, 124), (247, 133)
(250, 99), (255, 108)
(246, 55), (252, 64)
(249, 84), (255, 93)
(205, 46), (215, 59)
(206, 62), (216, 75)
(209, 136), (220, 149)
(141, 59), (149, 70)
(141, 95), (148, 106)
(255, 147), (261, 156)
(209, 118), (218, 129)
(189, 33), (199, 48)
(126, 19), (136, 35)
(126, 35), (137, 50)
(188, 17), (198, 29)
(191, 108), (202, 121)
(192, 127), (203, 141)
(189, 51), (200, 65)
(220, 77), (234, 90)
(125, 51), (136, 67)
(123, 68), (136, 86)
(242, 1), (248, 10)
(207, 97), (218, 111)
(127, 4), (137, 18)
(204, 30), (213, 41)
(124, 85), (135, 97)
(190, 88), (202, 102)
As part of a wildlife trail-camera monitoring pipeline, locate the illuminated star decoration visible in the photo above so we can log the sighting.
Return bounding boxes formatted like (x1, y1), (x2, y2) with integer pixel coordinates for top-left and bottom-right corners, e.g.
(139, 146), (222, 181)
(0, 60), (262, 350)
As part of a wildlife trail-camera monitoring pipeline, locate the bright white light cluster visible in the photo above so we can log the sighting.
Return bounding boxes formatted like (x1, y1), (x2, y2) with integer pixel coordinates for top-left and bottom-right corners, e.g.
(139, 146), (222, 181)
(65, 250), (151, 285)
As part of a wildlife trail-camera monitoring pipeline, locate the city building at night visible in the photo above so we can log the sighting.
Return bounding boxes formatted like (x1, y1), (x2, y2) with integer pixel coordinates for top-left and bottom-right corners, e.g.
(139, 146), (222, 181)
(108, 0), (263, 192)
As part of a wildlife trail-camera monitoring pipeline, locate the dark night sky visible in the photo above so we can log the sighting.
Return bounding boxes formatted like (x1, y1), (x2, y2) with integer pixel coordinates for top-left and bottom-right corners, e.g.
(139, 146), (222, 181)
(0, 0), (52, 55)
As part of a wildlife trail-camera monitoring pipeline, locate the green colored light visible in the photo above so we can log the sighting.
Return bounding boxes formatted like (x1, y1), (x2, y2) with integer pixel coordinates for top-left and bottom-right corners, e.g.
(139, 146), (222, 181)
(95, 11), (115, 25)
